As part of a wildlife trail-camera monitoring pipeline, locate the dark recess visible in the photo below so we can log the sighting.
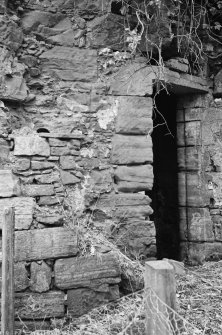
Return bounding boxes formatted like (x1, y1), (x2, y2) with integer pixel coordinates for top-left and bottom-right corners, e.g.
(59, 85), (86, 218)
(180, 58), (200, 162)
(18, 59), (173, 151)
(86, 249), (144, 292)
(148, 90), (180, 260)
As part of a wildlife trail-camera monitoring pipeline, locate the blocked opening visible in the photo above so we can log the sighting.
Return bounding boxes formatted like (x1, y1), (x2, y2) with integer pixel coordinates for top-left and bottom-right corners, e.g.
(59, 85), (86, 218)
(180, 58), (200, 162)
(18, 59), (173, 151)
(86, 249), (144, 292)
(150, 90), (180, 260)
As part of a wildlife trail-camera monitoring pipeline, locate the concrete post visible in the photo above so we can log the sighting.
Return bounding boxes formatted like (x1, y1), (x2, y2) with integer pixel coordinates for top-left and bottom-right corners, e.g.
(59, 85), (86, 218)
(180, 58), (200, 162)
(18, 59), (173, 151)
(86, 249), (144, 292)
(144, 260), (176, 335)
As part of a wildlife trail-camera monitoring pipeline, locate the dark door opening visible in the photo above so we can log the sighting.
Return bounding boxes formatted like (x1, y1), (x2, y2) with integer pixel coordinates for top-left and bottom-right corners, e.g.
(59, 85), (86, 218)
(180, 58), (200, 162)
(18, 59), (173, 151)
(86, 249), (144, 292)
(148, 90), (180, 260)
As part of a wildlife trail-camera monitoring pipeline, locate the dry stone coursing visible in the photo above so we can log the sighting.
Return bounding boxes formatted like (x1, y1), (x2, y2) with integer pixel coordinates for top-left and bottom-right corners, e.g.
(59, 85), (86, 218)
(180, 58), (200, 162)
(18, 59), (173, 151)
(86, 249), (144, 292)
(15, 227), (78, 261)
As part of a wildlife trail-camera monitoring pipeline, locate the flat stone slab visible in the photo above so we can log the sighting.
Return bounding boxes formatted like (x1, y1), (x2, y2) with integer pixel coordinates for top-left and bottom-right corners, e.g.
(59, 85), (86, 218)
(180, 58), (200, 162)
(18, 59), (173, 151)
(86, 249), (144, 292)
(15, 291), (65, 319)
(54, 253), (120, 290)
(15, 227), (78, 261)
(40, 46), (97, 82)
(114, 165), (153, 192)
(14, 136), (50, 157)
(110, 63), (209, 96)
(67, 285), (119, 317)
(0, 197), (34, 230)
(115, 96), (153, 135)
(111, 134), (153, 165)
(0, 170), (20, 198)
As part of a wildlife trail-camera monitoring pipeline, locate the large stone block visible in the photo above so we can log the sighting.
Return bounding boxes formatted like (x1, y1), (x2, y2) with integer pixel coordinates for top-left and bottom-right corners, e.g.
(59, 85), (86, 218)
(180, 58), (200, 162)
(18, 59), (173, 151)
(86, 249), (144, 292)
(110, 63), (154, 96)
(14, 136), (50, 157)
(177, 147), (202, 171)
(40, 46), (97, 82)
(111, 134), (153, 164)
(179, 207), (214, 242)
(213, 69), (222, 97)
(87, 13), (125, 49)
(21, 10), (65, 33)
(0, 76), (28, 102)
(114, 165), (153, 192)
(0, 170), (20, 198)
(15, 227), (78, 261)
(15, 291), (65, 319)
(0, 197), (34, 230)
(112, 220), (156, 259)
(67, 285), (119, 317)
(180, 242), (222, 265)
(0, 15), (23, 51)
(115, 96), (153, 135)
(177, 121), (201, 147)
(54, 253), (120, 290)
(178, 172), (210, 207)
(211, 214), (222, 241)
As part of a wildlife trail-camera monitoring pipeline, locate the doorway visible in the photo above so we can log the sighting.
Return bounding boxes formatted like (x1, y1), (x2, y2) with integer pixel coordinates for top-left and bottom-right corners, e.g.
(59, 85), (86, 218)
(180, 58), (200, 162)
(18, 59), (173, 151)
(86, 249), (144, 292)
(149, 90), (180, 260)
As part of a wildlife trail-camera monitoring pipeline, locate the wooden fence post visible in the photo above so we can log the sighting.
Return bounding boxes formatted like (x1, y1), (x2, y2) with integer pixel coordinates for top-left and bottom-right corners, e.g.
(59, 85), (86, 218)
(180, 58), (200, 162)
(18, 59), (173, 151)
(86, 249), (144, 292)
(1, 207), (15, 335)
(144, 260), (176, 335)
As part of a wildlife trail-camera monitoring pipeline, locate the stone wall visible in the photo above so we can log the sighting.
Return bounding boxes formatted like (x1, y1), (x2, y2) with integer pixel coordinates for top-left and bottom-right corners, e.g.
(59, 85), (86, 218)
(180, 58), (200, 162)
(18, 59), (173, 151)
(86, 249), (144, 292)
(0, 0), (156, 327)
(1, 0), (222, 327)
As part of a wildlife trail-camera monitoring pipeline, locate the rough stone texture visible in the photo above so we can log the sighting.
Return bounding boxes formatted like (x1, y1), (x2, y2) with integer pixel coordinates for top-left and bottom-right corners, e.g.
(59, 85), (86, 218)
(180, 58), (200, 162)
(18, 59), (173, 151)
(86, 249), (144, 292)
(0, 197), (34, 229)
(87, 14), (125, 49)
(40, 46), (97, 81)
(15, 227), (78, 261)
(178, 172), (210, 207)
(0, 15), (23, 51)
(31, 160), (55, 170)
(22, 184), (55, 197)
(180, 242), (222, 265)
(60, 171), (80, 185)
(0, 48), (28, 102)
(60, 155), (78, 169)
(15, 291), (65, 319)
(115, 96), (153, 134)
(177, 121), (202, 147)
(54, 253), (120, 290)
(177, 147), (202, 171)
(213, 69), (222, 97)
(14, 136), (50, 157)
(112, 134), (153, 165)
(0, 170), (20, 198)
(112, 220), (156, 259)
(110, 63), (154, 96)
(21, 10), (65, 33)
(0, 262), (30, 293)
(179, 207), (214, 241)
(30, 261), (52, 293)
(165, 58), (189, 73)
(0, 138), (9, 166)
(14, 262), (30, 292)
(114, 165), (153, 192)
(67, 285), (119, 317)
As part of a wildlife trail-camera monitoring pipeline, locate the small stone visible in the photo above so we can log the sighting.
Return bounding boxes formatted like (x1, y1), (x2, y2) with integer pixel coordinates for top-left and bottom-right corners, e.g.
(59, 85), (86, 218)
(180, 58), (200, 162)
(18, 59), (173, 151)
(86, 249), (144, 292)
(31, 160), (55, 170)
(38, 196), (59, 206)
(22, 184), (54, 197)
(13, 158), (30, 171)
(30, 261), (52, 293)
(60, 171), (80, 185)
(60, 156), (77, 169)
